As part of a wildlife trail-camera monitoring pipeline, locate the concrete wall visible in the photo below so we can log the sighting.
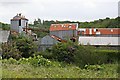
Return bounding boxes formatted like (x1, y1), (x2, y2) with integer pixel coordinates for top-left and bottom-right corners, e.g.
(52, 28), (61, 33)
(79, 36), (120, 46)
(0, 30), (10, 43)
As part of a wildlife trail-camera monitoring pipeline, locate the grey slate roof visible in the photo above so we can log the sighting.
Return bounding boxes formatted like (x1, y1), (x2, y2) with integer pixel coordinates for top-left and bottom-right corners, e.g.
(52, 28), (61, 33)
(0, 30), (10, 43)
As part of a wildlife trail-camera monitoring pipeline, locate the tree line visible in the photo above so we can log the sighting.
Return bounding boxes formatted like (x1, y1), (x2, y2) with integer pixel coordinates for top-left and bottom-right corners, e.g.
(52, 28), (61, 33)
(30, 17), (120, 38)
(0, 22), (10, 30)
(31, 17), (120, 28)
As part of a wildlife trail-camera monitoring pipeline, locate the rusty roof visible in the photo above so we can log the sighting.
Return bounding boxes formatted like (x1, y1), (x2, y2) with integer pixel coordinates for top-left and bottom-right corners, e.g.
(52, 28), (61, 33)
(50, 35), (67, 42)
(98, 28), (120, 35)
(78, 28), (120, 35)
(50, 23), (77, 31)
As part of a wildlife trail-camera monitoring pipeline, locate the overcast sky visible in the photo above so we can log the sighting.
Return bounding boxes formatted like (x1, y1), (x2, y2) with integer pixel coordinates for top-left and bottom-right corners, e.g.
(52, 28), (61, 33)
(0, 0), (119, 24)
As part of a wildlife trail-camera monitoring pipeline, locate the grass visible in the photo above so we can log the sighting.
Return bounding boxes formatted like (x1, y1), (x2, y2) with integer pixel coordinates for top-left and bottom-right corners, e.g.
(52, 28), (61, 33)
(2, 62), (118, 78)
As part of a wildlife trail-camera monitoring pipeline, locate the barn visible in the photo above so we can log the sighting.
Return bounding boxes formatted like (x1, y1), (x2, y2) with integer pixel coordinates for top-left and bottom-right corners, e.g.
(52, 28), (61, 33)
(50, 23), (78, 40)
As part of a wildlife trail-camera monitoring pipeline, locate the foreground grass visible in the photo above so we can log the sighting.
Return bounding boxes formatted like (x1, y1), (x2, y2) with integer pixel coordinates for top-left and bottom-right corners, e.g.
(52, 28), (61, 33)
(2, 63), (118, 78)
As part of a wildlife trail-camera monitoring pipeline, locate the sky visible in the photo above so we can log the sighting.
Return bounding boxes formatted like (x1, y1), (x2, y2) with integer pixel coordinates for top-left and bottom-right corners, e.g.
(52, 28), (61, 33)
(0, 0), (119, 24)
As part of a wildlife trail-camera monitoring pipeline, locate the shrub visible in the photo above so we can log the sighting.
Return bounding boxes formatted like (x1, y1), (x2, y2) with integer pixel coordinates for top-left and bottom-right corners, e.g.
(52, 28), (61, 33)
(18, 56), (53, 67)
(47, 41), (118, 68)
(74, 45), (102, 68)
(2, 58), (18, 64)
(2, 42), (22, 60)
(16, 37), (37, 58)
(99, 50), (118, 63)
(84, 64), (104, 71)
(50, 41), (76, 63)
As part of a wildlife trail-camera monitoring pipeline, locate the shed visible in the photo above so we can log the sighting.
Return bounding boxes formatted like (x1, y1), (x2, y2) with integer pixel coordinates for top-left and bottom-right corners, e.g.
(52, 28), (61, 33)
(39, 35), (59, 51)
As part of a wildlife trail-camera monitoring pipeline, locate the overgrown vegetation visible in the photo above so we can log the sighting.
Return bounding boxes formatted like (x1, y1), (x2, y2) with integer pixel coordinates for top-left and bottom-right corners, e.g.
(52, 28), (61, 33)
(1, 37), (119, 78)
(2, 35), (37, 60)
(1, 55), (118, 78)
(1, 16), (119, 78)
(0, 22), (10, 30)
(39, 41), (119, 68)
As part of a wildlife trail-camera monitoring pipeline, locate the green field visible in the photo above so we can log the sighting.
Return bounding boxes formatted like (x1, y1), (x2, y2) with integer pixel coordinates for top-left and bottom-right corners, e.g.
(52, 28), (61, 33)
(1, 59), (118, 78)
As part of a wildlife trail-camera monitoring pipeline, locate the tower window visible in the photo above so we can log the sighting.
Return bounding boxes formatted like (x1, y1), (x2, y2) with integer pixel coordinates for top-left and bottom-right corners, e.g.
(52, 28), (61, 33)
(19, 19), (21, 26)
(26, 22), (28, 27)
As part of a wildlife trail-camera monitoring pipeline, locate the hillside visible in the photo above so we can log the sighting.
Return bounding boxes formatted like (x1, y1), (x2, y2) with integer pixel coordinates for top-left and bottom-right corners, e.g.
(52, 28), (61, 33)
(0, 22), (10, 30)
(79, 17), (119, 28)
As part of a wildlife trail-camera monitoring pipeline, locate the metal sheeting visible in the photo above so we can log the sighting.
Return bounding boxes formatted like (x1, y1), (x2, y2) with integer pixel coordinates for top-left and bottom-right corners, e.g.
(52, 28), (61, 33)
(50, 30), (77, 40)
(40, 35), (59, 51)
(0, 30), (10, 43)
(79, 36), (120, 46)
(41, 35), (58, 45)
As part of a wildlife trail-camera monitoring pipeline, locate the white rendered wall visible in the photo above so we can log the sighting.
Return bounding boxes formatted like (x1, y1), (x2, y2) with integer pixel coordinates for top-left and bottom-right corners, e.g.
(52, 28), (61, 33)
(79, 36), (119, 46)
(11, 20), (19, 32)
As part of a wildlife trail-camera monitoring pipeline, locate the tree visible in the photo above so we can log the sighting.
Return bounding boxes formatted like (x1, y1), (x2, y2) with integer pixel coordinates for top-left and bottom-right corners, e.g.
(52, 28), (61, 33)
(2, 23), (10, 30)
(2, 42), (22, 60)
(38, 18), (41, 24)
(16, 36), (37, 58)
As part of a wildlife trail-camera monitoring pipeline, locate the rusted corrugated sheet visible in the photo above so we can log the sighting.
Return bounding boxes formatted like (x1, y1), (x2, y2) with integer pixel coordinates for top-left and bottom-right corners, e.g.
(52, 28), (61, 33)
(78, 28), (120, 35)
(50, 24), (77, 31)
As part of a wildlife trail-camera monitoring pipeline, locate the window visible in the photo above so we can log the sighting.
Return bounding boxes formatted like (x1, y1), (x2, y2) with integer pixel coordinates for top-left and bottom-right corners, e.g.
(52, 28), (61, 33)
(96, 29), (98, 31)
(26, 22), (28, 27)
(19, 19), (21, 26)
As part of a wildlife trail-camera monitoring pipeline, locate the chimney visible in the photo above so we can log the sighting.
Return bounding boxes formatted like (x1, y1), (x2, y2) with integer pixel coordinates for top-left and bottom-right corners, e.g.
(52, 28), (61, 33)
(19, 13), (22, 16)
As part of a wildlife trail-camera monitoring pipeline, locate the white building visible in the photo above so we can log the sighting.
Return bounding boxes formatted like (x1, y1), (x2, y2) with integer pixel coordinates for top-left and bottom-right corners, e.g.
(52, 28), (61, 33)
(78, 28), (120, 46)
(10, 13), (28, 33)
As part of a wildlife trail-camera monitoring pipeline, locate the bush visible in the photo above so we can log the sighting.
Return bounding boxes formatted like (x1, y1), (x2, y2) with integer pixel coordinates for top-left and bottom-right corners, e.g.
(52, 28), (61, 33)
(2, 58), (18, 64)
(2, 42), (22, 60)
(84, 64), (104, 71)
(2, 35), (37, 60)
(47, 41), (118, 68)
(73, 45), (106, 68)
(95, 50), (118, 63)
(50, 41), (76, 63)
(16, 36), (37, 58)
(18, 55), (53, 67)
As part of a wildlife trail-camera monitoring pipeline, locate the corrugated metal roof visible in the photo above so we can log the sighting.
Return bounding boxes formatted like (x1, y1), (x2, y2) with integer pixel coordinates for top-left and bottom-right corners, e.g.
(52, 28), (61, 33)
(78, 28), (120, 35)
(50, 35), (67, 42)
(50, 23), (77, 31)
(98, 28), (120, 35)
